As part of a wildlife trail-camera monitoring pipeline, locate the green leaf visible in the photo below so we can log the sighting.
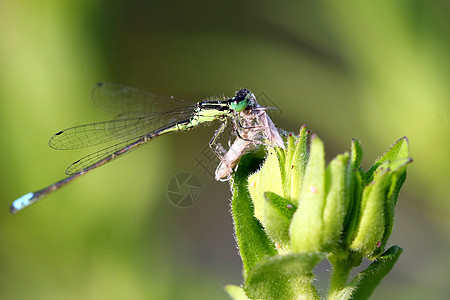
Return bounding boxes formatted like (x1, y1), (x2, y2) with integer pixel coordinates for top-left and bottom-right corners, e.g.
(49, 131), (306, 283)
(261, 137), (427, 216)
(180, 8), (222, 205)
(344, 139), (363, 227)
(344, 246), (403, 300)
(323, 153), (350, 251)
(289, 125), (310, 204)
(342, 139), (365, 249)
(224, 285), (250, 300)
(371, 157), (412, 257)
(232, 153), (277, 277)
(265, 192), (297, 220)
(350, 139), (363, 169)
(248, 147), (285, 224)
(343, 168), (365, 248)
(366, 137), (409, 182)
(244, 253), (324, 300)
(263, 192), (297, 247)
(350, 164), (391, 257)
(384, 158), (410, 222)
(282, 133), (297, 199)
(290, 134), (326, 252)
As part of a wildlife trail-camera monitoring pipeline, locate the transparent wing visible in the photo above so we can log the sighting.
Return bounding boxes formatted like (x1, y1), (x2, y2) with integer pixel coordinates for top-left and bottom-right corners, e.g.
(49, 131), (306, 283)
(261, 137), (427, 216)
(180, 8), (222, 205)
(65, 135), (151, 175)
(91, 82), (194, 116)
(49, 108), (194, 150)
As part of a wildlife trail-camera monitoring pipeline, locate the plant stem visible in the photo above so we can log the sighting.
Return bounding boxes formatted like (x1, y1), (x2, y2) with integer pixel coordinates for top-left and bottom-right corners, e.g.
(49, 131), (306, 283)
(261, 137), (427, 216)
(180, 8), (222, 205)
(327, 253), (359, 299)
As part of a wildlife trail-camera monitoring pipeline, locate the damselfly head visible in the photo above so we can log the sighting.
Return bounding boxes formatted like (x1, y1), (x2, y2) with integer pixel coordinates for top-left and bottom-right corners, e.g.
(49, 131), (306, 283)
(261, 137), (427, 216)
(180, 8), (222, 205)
(230, 89), (255, 112)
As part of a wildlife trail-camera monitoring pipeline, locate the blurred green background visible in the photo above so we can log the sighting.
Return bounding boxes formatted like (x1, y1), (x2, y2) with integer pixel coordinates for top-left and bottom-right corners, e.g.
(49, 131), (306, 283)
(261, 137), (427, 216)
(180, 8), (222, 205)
(1, 0), (449, 299)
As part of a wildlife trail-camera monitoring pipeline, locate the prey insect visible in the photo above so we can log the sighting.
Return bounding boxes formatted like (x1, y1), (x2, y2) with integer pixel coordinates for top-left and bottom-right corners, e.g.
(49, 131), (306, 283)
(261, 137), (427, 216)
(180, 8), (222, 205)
(214, 97), (284, 180)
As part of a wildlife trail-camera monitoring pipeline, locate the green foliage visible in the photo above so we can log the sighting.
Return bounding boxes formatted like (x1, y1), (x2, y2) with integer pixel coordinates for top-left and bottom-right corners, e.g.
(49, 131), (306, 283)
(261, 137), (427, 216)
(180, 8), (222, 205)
(231, 151), (277, 277)
(226, 126), (411, 299)
(346, 246), (403, 300)
(244, 253), (323, 300)
(263, 192), (296, 247)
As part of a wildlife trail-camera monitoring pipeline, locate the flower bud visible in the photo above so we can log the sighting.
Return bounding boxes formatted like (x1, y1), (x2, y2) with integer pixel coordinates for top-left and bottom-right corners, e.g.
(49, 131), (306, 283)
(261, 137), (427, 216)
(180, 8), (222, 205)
(290, 134), (348, 253)
(348, 137), (411, 258)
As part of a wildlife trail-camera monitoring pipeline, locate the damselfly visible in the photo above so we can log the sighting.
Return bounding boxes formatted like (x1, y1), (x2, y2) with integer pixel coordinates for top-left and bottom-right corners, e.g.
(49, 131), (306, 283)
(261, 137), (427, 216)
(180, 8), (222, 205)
(10, 83), (284, 214)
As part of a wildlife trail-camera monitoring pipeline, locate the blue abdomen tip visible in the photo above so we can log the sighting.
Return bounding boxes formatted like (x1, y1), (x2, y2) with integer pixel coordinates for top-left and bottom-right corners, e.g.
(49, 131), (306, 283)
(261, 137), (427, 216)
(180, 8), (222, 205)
(10, 192), (34, 214)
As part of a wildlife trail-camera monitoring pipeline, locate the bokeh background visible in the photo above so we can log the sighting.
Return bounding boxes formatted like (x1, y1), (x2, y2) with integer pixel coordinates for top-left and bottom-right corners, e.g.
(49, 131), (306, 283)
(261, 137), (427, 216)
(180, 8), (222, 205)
(1, 1), (449, 299)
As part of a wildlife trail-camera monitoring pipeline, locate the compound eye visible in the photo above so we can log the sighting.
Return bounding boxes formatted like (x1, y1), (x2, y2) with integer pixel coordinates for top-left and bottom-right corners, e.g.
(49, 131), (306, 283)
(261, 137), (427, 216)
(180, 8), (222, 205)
(235, 89), (249, 101)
